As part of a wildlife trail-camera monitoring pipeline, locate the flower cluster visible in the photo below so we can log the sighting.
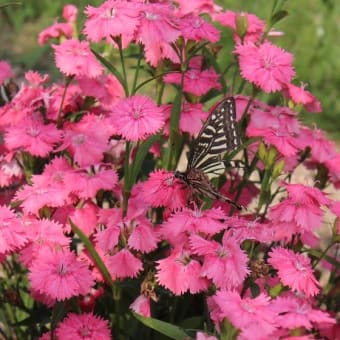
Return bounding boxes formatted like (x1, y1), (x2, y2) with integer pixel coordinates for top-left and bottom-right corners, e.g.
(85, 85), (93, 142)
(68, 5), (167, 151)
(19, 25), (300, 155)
(0, 1), (339, 340)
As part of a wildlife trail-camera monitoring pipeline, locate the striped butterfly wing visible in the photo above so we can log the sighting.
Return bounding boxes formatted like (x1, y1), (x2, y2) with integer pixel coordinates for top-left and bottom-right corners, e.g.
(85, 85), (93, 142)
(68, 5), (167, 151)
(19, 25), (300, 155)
(188, 97), (240, 179)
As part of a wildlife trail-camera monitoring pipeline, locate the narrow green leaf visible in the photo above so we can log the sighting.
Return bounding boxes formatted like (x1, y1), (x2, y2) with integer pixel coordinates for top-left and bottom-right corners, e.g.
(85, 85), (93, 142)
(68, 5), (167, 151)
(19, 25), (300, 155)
(130, 134), (160, 185)
(91, 49), (128, 95)
(270, 10), (288, 26)
(133, 313), (191, 340)
(166, 89), (183, 170)
(307, 248), (340, 269)
(70, 220), (114, 287)
(133, 71), (178, 94)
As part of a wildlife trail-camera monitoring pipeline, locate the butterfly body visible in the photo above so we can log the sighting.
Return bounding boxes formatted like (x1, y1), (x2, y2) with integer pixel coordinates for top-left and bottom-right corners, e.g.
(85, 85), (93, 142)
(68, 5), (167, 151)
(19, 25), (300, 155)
(175, 97), (242, 210)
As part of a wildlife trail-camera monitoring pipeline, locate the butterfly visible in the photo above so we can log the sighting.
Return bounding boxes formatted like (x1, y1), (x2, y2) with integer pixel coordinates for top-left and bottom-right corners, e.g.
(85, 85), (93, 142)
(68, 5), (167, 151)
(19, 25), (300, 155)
(174, 97), (242, 209)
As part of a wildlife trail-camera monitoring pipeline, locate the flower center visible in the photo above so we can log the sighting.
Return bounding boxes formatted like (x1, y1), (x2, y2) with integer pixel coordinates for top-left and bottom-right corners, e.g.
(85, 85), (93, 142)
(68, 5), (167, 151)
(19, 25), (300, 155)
(262, 57), (274, 70)
(241, 301), (254, 313)
(73, 134), (86, 145)
(295, 260), (307, 273)
(193, 18), (202, 29)
(79, 326), (91, 337)
(217, 246), (228, 258)
(191, 209), (203, 218)
(131, 106), (143, 119)
(57, 263), (68, 276)
(145, 12), (159, 21)
(164, 176), (175, 186)
(187, 70), (198, 80)
(26, 126), (41, 137)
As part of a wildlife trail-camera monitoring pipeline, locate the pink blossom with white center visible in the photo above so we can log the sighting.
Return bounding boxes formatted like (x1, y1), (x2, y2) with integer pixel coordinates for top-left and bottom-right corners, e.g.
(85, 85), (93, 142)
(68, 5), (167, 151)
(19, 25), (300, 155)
(53, 39), (103, 78)
(235, 41), (295, 93)
(29, 248), (94, 301)
(56, 312), (111, 340)
(110, 95), (165, 141)
(156, 248), (209, 295)
(84, 0), (141, 46)
(5, 117), (62, 157)
(268, 247), (320, 296)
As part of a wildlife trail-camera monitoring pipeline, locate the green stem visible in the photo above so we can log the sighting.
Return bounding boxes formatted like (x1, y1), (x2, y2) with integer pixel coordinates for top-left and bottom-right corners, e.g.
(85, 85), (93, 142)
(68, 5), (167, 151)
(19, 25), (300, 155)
(131, 46), (143, 95)
(156, 81), (165, 105)
(166, 44), (184, 170)
(56, 76), (74, 128)
(312, 242), (335, 269)
(256, 168), (272, 214)
(116, 36), (129, 96)
(123, 142), (131, 216)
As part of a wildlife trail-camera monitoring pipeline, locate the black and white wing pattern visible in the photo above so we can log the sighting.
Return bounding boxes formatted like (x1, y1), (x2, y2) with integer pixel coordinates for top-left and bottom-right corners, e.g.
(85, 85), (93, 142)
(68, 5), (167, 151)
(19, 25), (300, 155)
(187, 97), (240, 179)
(174, 97), (242, 209)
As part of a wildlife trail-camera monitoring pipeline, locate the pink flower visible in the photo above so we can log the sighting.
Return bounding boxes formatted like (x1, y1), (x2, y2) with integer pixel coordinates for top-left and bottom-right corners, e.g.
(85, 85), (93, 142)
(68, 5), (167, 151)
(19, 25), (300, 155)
(283, 83), (322, 112)
(57, 114), (112, 167)
(136, 3), (181, 66)
(5, 117), (62, 157)
(96, 206), (159, 254)
(269, 183), (330, 234)
(67, 167), (118, 200)
(106, 248), (143, 279)
(130, 295), (151, 317)
(196, 332), (218, 340)
(164, 66), (221, 96)
(46, 83), (83, 121)
(0, 205), (28, 255)
(95, 208), (122, 252)
(66, 202), (98, 236)
(32, 156), (74, 188)
(208, 290), (278, 339)
(246, 103), (302, 157)
(78, 74), (124, 109)
(326, 154), (340, 189)
(163, 102), (209, 136)
(63, 4), (78, 23)
(189, 232), (249, 289)
(175, 0), (221, 16)
(296, 126), (337, 164)
(235, 42), (295, 93)
(14, 159), (77, 216)
(141, 170), (188, 210)
(25, 70), (49, 86)
(180, 15), (220, 42)
(161, 207), (227, 247)
(0, 61), (13, 85)
(109, 95), (165, 141)
(15, 183), (70, 216)
(53, 39), (103, 78)
(38, 23), (73, 45)
(156, 248), (209, 295)
(270, 295), (336, 330)
(56, 312), (111, 340)
(268, 247), (320, 296)
(29, 248), (94, 301)
(84, 0), (141, 46)
(0, 149), (23, 187)
(128, 217), (159, 253)
(214, 11), (265, 43)
(19, 218), (70, 267)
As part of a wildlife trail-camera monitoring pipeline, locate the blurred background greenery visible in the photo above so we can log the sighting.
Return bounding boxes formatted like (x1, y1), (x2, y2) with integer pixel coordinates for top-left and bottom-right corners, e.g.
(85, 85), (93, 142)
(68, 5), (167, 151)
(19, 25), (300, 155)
(0, 0), (339, 138)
